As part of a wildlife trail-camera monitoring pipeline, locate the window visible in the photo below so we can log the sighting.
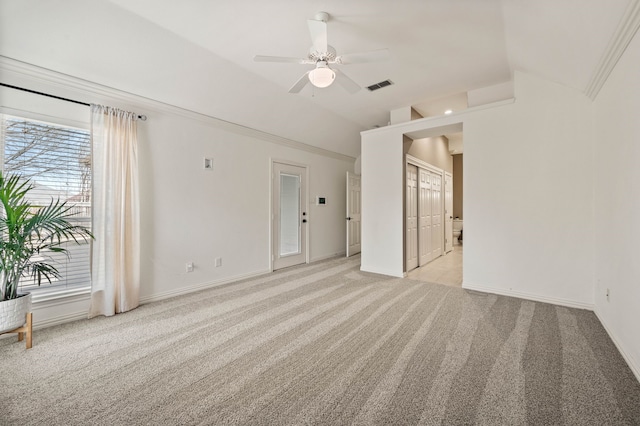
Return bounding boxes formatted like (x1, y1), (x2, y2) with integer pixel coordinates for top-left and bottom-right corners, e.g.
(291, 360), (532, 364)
(0, 114), (91, 295)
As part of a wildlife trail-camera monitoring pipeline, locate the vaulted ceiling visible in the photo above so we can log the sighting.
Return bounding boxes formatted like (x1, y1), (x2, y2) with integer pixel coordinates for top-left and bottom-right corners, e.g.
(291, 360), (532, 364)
(1, 0), (634, 157)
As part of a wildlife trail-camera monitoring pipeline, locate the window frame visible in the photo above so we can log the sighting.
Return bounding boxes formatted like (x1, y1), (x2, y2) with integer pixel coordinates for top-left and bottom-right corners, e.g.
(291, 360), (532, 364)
(0, 108), (92, 302)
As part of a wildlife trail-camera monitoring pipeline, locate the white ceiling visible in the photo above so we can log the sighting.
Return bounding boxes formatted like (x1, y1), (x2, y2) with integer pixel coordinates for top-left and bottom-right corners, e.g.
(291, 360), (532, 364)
(102, 0), (631, 156)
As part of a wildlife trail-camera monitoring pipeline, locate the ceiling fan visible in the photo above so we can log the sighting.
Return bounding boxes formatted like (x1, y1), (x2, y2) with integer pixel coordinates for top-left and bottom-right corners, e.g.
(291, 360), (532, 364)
(254, 12), (389, 94)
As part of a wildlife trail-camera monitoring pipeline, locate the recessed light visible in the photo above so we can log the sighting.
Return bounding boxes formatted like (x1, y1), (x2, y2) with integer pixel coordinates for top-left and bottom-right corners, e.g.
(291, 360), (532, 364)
(444, 109), (453, 115)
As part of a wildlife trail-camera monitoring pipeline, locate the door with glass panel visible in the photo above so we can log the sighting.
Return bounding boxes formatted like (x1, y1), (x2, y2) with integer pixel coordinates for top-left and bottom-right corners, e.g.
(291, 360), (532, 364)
(272, 162), (307, 270)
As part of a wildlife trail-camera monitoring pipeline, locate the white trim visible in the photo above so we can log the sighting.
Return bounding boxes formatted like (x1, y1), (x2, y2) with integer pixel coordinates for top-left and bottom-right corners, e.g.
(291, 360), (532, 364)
(594, 307), (640, 383)
(271, 158), (310, 170)
(361, 98), (515, 137)
(406, 154), (444, 175)
(444, 171), (453, 254)
(360, 265), (404, 278)
(310, 252), (346, 263)
(585, 0), (640, 100)
(32, 288), (91, 306)
(0, 106), (89, 130)
(139, 268), (271, 305)
(462, 282), (595, 311)
(19, 268), (275, 331)
(0, 56), (355, 162)
(270, 159), (310, 270)
(32, 311), (88, 331)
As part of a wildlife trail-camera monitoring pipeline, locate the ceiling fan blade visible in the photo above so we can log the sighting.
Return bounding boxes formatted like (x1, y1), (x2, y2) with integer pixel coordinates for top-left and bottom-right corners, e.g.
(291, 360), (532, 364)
(254, 55), (312, 64)
(307, 19), (328, 53)
(334, 69), (360, 94)
(334, 48), (390, 65)
(289, 71), (311, 93)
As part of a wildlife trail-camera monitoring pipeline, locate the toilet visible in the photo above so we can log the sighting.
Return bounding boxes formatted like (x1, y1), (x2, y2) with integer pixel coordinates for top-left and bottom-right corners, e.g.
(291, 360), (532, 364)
(453, 219), (463, 244)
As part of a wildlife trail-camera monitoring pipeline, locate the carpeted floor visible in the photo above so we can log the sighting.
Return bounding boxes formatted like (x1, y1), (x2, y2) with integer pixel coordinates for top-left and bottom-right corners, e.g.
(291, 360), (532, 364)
(2, 255), (639, 425)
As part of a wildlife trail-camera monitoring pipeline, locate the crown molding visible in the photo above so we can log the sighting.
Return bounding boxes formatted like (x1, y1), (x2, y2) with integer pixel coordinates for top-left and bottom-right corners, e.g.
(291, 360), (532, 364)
(0, 56), (355, 163)
(585, 0), (640, 100)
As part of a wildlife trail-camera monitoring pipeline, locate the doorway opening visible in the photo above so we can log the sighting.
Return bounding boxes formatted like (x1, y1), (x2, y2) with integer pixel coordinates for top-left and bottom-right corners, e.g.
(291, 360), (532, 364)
(405, 156), (446, 270)
(407, 245), (463, 287)
(403, 132), (463, 287)
(346, 172), (361, 257)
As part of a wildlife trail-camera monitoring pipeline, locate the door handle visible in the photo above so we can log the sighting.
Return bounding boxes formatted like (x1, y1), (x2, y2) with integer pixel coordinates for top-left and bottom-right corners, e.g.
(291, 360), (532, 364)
(302, 219), (307, 223)
(346, 217), (351, 221)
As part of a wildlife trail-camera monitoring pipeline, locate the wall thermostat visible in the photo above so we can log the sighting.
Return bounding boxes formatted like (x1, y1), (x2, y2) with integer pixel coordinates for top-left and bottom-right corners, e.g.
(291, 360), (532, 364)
(316, 196), (326, 206)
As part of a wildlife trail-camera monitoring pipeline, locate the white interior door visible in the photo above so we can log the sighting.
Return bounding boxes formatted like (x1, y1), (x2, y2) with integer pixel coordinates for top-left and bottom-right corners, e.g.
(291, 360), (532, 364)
(406, 165), (419, 271)
(431, 172), (442, 260)
(444, 172), (453, 253)
(346, 172), (361, 257)
(273, 162), (307, 270)
(418, 168), (432, 265)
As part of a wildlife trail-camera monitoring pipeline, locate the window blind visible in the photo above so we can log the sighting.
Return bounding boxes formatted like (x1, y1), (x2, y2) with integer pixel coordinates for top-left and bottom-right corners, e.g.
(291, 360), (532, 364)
(1, 114), (91, 294)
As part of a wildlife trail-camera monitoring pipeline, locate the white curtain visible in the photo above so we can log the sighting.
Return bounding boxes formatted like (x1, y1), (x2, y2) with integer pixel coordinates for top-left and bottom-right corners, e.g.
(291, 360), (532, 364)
(88, 105), (140, 318)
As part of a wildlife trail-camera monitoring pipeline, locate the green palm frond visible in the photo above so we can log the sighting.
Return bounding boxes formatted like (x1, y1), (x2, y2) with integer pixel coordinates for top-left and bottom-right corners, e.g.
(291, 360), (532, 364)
(0, 172), (94, 301)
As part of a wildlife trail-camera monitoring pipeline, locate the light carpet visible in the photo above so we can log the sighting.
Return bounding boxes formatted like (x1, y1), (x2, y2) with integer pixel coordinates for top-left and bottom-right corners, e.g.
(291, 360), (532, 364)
(1, 255), (639, 425)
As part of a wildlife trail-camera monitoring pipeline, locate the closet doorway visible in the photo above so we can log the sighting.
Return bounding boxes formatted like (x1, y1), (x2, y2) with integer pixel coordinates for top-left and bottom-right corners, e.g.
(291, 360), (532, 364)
(406, 156), (446, 272)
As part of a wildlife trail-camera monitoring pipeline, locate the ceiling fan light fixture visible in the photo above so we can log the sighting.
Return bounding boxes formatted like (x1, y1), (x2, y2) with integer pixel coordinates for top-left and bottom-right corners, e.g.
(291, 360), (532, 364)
(308, 62), (335, 88)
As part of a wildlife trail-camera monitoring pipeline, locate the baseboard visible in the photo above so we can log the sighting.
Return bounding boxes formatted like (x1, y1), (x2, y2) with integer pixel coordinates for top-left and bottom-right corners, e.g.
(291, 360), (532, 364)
(310, 252), (347, 263)
(462, 282), (595, 311)
(20, 269), (272, 331)
(31, 311), (88, 331)
(139, 268), (271, 305)
(33, 291), (90, 308)
(594, 308), (640, 383)
(459, 283), (640, 382)
(360, 264), (404, 278)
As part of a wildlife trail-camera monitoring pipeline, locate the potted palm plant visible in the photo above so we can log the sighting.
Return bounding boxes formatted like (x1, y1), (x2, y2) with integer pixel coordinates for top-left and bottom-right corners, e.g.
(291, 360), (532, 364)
(0, 172), (93, 334)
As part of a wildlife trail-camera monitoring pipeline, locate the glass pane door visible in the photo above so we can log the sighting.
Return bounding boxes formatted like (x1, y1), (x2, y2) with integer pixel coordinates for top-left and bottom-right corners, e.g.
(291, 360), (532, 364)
(279, 173), (300, 256)
(272, 161), (307, 271)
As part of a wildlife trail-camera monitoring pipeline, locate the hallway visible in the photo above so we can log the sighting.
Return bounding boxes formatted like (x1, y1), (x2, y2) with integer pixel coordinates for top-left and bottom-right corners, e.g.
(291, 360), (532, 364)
(406, 245), (462, 287)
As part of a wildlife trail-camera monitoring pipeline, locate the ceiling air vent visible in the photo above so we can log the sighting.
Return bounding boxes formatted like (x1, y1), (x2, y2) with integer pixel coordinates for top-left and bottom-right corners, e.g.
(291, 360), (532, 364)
(366, 79), (394, 92)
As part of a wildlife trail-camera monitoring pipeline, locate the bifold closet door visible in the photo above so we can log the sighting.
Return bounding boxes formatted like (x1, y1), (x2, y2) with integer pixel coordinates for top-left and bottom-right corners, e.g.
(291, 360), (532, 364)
(406, 165), (419, 271)
(418, 168), (432, 266)
(431, 173), (442, 260)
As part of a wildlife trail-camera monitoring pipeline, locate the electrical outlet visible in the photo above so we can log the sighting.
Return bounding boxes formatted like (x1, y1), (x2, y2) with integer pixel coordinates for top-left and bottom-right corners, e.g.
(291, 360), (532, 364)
(186, 262), (194, 273)
(215, 257), (222, 267)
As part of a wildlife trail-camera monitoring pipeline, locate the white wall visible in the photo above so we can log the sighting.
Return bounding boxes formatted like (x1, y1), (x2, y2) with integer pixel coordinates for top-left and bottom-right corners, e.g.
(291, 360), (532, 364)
(362, 71), (595, 308)
(593, 29), (640, 378)
(138, 110), (353, 302)
(463, 71), (594, 307)
(0, 59), (354, 328)
(360, 128), (404, 277)
(405, 136), (453, 173)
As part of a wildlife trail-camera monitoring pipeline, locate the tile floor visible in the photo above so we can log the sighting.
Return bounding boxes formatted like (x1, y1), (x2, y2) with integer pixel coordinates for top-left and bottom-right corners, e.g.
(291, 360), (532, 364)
(406, 243), (463, 287)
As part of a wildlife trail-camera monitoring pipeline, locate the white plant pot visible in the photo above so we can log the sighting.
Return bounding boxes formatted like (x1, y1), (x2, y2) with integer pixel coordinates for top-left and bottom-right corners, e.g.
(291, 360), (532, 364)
(0, 293), (32, 333)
